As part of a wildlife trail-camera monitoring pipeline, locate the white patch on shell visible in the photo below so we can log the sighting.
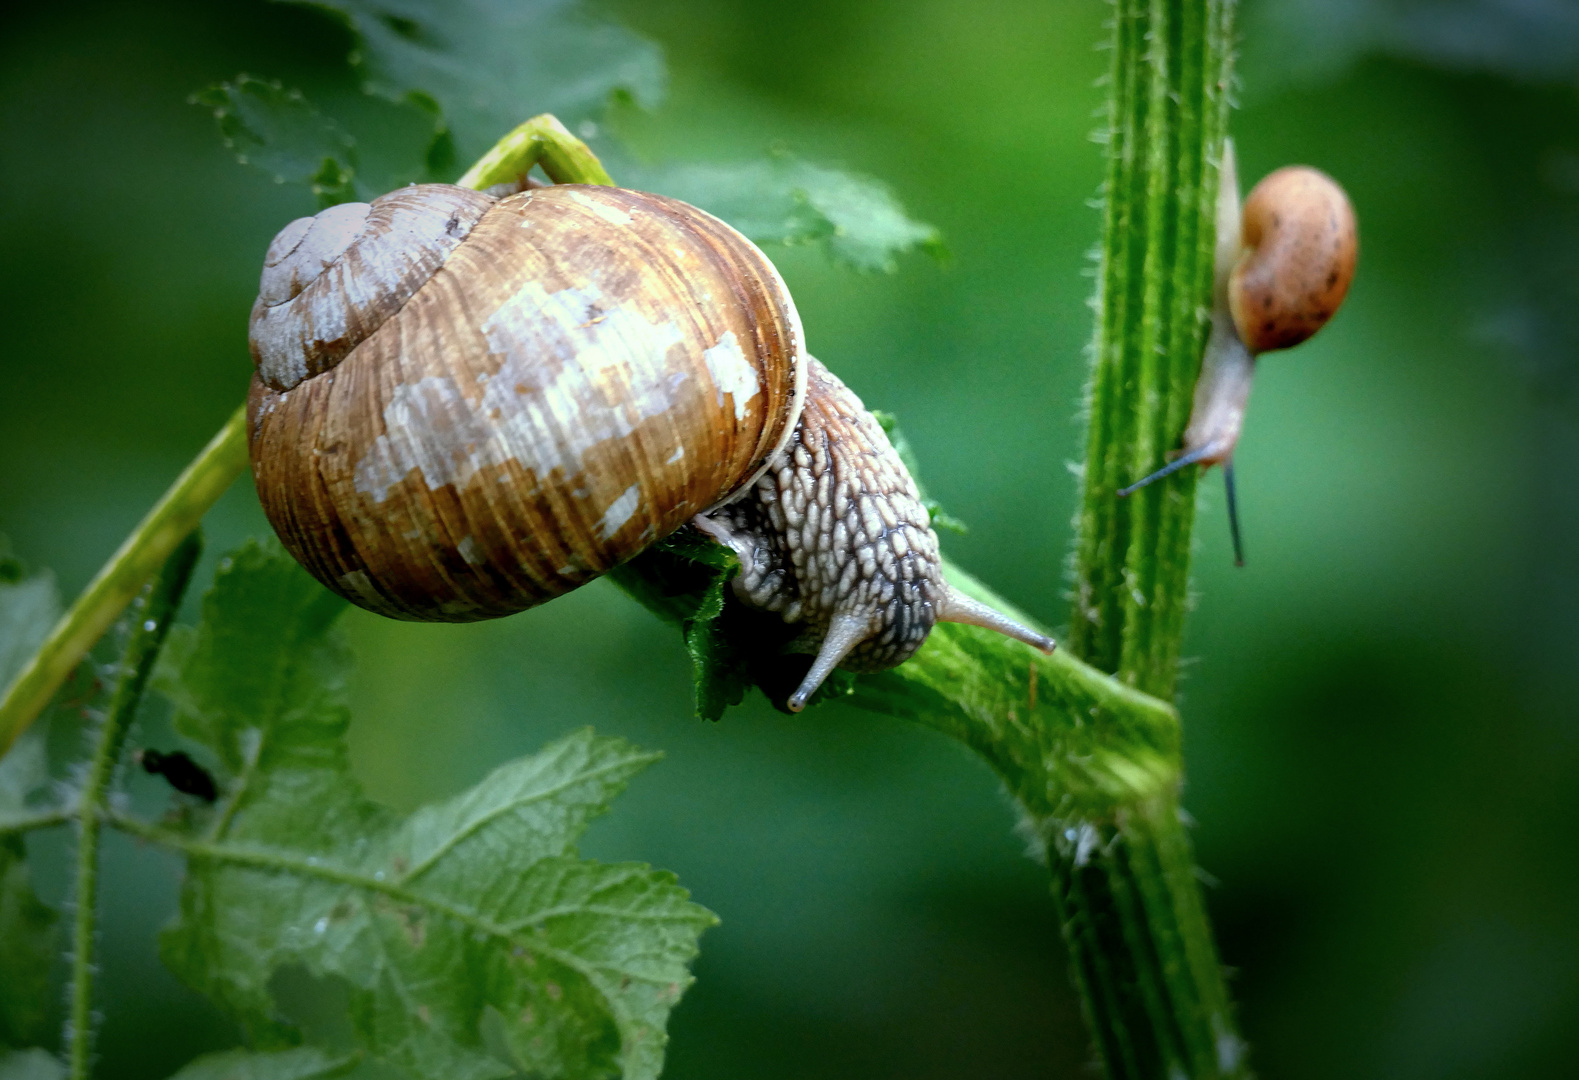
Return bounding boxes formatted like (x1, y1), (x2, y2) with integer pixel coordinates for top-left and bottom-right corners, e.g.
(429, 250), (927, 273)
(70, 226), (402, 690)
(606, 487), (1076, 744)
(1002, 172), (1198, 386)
(352, 281), (687, 502)
(666, 445), (685, 464)
(701, 331), (759, 421)
(457, 535), (484, 565)
(596, 484), (642, 540)
(568, 190), (632, 226)
(337, 570), (381, 607)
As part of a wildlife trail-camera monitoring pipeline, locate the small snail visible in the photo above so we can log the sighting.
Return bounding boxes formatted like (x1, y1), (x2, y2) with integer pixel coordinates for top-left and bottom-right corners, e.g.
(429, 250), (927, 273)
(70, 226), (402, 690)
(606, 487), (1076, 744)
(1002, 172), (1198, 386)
(247, 181), (1053, 711)
(1118, 141), (1357, 564)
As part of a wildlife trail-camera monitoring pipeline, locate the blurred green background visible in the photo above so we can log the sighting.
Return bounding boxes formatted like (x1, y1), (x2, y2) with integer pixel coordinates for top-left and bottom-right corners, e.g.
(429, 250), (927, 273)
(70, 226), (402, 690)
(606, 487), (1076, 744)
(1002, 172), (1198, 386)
(3, 0), (1578, 1077)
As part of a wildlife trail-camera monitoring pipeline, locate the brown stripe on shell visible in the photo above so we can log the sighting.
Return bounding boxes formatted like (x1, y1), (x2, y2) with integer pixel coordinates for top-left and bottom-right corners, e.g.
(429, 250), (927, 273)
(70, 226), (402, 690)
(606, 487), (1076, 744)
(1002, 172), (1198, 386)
(247, 182), (804, 621)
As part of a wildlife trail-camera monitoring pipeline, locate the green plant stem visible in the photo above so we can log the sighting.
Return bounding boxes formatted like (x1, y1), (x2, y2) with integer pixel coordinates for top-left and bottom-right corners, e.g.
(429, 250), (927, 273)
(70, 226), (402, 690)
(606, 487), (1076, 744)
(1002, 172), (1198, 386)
(0, 410), (247, 757)
(0, 118), (617, 760)
(852, 562), (1180, 817)
(0, 808), (73, 836)
(66, 534), (201, 1080)
(454, 113), (615, 189)
(1050, 0), (1243, 1076)
(1071, 0), (1233, 693)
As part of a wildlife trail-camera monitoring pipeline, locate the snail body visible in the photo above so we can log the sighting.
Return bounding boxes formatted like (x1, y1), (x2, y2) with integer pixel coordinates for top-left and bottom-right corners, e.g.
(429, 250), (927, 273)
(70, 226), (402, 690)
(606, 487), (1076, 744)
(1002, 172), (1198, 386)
(1119, 141), (1358, 564)
(248, 181), (1051, 710)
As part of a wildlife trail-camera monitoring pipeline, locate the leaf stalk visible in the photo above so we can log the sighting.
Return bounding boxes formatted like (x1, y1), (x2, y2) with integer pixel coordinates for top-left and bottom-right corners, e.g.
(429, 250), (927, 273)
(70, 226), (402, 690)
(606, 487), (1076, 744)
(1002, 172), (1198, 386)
(0, 412), (246, 757)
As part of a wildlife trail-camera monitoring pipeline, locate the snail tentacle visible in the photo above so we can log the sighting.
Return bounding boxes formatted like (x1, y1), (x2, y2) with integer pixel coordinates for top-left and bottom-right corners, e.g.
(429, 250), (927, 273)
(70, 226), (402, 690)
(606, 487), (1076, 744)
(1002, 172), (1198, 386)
(936, 587), (1056, 653)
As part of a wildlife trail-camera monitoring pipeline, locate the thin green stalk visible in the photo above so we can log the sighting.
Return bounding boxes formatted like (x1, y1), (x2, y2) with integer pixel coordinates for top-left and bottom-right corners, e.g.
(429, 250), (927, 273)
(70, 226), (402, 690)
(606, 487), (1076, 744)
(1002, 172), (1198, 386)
(1048, 0), (1244, 1076)
(0, 411), (247, 757)
(454, 113), (615, 189)
(0, 115), (614, 759)
(65, 534), (201, 1080)
(0, 808), (73, 836)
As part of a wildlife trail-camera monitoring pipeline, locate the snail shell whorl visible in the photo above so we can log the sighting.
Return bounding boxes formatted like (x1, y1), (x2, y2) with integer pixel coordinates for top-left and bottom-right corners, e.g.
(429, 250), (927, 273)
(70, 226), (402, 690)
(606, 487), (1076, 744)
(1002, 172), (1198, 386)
(1229, 166), (1357, 354)
(247, 183), (806, 621)
(250, 187), (496, 391)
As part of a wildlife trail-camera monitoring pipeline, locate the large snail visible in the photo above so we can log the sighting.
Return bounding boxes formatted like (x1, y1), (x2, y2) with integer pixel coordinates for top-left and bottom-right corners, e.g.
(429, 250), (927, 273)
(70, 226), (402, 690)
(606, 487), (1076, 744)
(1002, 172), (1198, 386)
(1119, 142), (1358, 564)
(247, 179), (1053, 711)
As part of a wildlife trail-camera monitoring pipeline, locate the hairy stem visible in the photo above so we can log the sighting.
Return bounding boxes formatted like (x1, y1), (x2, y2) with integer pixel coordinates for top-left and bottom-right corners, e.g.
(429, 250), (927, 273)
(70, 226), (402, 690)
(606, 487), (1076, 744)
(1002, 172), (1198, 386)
(66, 534), (201, 1080)
(0, 117), (616, 759)
(1053, 0), (1243, 1076)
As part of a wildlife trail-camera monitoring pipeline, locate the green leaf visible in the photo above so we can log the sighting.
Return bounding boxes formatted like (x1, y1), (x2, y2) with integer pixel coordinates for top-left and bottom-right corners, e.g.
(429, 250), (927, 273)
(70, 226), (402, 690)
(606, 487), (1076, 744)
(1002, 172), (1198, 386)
(153, 542), (713, 1080)
(164, 1047), (358, 1080)
(191, 77), (357, 205)
(193, 4), (938, 274)
(0, 830), (57, 1050)
(609, 531), (855, 719)
(0, 733), (52, 829)
(607, 532), (749, 722)
(0, 556), (62, 1051)
(291, 0), (664, 169)
(0, 1048), (64, 1080)
(638, 156), (943, 272)
(0, 556), (59, 695)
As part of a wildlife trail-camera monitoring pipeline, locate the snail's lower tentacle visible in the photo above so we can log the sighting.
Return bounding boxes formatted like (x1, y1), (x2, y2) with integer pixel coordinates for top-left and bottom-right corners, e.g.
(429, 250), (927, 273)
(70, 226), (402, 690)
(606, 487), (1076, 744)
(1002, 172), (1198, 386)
(1223, 459), (1246, 568)
(787, 611), (871, 712)
(1117, 442), (1222, 497)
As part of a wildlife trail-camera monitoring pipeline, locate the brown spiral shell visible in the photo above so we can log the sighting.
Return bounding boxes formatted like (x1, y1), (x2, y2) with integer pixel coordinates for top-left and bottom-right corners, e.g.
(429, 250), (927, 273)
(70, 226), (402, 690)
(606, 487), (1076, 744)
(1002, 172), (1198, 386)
(247, 183), (807, 621)
(1228, 166), (1357, 354)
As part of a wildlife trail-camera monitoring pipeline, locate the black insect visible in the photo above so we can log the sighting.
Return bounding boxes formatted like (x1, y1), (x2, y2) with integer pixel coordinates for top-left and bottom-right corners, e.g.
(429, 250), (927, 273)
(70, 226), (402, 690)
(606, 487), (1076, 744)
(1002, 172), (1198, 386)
(137, 749), (218, 802)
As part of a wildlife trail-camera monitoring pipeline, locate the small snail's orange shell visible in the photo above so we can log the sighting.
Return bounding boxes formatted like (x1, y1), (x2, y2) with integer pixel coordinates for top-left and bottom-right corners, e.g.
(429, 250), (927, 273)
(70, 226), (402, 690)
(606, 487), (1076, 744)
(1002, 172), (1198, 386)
(248, 184), (806, 621)
(1228, 166), (1357, 354)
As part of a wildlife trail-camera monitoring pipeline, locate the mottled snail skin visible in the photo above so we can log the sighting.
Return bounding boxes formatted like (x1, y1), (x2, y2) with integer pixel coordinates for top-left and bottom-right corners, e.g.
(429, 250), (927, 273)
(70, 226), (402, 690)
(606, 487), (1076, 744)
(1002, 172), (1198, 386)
(249, 183), (805, 620)
(248, 180), (1052, 709)
(697, 359), (1052, 710)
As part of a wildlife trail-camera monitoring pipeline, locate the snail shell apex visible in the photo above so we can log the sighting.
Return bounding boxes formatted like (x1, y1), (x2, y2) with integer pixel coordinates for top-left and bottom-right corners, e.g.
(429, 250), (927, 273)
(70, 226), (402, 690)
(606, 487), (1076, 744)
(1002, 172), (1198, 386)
(247, 183), (806, 621)
(251, 186), (496, 391)
(1228, 165), (1357, 354)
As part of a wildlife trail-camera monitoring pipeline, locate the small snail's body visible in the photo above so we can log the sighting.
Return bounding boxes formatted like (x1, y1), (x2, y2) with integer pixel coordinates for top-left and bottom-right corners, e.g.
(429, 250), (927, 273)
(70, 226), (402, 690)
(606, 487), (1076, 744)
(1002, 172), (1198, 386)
(1119, 142), (1358, 564)
(247, 179), (1052, 710)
